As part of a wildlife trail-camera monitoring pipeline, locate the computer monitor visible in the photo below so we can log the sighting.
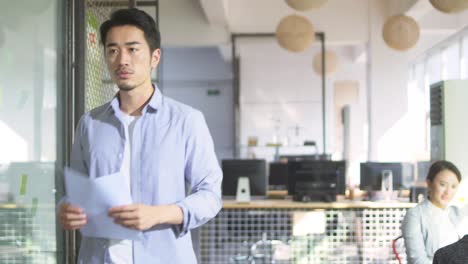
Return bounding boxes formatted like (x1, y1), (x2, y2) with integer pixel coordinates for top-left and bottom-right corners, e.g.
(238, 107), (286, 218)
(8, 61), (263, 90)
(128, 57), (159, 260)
(221, 159), (267, 197)
(268, 162), (288, 190)
(287, 160), (346, 196)
(360, 162), (414, 191)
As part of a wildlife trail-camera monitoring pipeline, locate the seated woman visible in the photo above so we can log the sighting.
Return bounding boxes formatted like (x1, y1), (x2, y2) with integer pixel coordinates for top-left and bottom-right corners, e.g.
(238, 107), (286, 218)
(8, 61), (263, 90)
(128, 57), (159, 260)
(402, 160), (466, 264)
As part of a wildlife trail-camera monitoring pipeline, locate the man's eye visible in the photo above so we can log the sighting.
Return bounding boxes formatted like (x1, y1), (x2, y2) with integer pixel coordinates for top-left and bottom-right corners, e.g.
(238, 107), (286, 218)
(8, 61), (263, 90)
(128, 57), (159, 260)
(130, 48), (138, 52)
(108, 49), (117, 54)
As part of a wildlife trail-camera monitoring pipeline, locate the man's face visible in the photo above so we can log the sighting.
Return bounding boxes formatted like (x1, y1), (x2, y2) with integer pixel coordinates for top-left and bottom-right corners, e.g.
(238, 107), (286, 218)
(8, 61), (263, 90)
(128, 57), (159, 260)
(104, 25), (160, 91)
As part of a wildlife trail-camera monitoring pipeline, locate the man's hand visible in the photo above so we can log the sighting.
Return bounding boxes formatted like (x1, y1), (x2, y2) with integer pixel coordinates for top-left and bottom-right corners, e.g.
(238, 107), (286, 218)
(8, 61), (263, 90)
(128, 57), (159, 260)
(108, 204), (183, 231)
(59, 203), (87, 230)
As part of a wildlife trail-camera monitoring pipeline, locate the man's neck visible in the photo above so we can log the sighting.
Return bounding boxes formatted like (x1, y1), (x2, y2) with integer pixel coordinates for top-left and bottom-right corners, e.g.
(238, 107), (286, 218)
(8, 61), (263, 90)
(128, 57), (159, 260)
(119, 82), (154, 116)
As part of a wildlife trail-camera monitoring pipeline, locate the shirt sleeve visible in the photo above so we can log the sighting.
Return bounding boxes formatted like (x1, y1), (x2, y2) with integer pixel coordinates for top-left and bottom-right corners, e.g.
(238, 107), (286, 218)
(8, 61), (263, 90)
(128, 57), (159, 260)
(70, 115), (89, 175)
(402, 207), (432, 264)
(57, 115), (88, 209)
(174, 110), (222, 237)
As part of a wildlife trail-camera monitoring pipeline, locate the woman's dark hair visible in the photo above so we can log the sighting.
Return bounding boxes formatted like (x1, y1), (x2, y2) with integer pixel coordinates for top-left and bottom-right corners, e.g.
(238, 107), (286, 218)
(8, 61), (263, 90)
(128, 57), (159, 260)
(426, 160), (462, 183)
(99, 8), (161, 53)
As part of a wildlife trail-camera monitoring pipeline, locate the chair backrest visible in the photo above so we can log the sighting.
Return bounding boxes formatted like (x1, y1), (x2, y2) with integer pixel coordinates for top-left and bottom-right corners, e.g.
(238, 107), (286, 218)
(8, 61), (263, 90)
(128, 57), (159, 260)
(392, 235), (406, 264)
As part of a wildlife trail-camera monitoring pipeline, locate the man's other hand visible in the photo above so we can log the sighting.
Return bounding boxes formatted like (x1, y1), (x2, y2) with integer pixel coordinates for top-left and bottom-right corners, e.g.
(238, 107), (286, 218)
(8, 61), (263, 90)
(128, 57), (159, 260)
(108, 204), (183, 231)
(59, 203), (87, 230)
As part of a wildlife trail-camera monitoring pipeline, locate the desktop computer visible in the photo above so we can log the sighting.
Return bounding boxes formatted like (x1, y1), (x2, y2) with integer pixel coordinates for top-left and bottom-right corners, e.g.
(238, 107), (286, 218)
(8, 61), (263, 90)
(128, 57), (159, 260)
(268, 162), (288, 191)
(360, 162), (414, 201)
(287, 160), (346, 202)
(221, 159), (267, 199)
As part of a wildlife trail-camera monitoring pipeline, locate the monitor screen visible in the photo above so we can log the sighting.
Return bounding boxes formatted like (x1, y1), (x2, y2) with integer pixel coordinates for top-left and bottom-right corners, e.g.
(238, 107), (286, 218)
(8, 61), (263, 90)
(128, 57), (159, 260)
(221, 159), (267, 197)
(268, 162), (288, 189)
(287, 160), (346, 195)
(360, 162), (414, 191)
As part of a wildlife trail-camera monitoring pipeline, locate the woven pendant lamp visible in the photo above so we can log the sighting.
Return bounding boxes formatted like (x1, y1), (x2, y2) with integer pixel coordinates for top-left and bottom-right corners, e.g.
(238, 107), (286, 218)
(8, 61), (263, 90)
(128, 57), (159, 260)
(313, 51), (338, 75)
(382, 15), (420, 51)
(276, 15), (315, 52)
(285, 0), (328, 11)
(429, 0), (468, 13)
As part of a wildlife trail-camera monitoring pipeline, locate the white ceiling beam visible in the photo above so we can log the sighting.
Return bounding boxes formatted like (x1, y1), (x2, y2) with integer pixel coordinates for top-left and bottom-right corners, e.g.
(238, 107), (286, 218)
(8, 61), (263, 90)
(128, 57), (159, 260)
(420, 28), (457, 36)
(198, 0), (229, 27)
(404, 0), (434, 21)
(404, 0), (462, 36)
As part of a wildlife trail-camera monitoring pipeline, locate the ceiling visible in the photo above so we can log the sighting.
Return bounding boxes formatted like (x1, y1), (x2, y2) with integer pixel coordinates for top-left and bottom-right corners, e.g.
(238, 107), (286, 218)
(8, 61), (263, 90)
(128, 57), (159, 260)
(154, 0), (468, 63)
(197, 0), (467, 43)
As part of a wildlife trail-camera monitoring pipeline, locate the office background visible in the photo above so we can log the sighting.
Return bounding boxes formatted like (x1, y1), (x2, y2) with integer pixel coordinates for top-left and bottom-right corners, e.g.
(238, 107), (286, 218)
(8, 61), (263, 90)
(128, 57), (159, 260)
(1, 0), (468, 263)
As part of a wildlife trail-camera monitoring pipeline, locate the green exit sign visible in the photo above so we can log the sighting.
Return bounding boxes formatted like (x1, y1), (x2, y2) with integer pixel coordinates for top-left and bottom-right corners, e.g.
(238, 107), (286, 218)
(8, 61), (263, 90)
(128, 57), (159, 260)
(207, 89), (220, 96)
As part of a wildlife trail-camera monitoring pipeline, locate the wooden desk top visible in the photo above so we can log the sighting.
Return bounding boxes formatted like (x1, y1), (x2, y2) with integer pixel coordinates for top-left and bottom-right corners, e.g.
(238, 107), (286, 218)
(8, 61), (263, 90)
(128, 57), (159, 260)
(222, 199), (416, 209)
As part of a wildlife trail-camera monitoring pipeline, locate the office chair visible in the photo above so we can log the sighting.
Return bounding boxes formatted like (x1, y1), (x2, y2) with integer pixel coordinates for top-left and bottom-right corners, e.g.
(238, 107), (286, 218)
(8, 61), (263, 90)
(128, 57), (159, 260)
(392, 235), (405, 264)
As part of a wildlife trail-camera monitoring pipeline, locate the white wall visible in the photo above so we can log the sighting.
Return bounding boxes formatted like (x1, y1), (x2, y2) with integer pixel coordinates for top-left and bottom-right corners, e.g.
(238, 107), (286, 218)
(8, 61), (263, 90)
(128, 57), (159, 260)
(237, 38), (367, 160)
(160, 47), (234, 160)
(367, 0), (455, 162)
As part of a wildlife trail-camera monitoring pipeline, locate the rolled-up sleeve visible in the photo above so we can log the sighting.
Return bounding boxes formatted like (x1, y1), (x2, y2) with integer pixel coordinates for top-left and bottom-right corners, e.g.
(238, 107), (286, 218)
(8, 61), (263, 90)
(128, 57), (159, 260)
(402, 208), (432, 264)
(174, 110), (222, 237)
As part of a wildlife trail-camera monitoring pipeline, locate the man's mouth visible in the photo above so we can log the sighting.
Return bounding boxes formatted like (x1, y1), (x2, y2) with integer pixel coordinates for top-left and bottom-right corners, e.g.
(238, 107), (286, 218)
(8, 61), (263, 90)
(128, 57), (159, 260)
(116, 70), (133, 79)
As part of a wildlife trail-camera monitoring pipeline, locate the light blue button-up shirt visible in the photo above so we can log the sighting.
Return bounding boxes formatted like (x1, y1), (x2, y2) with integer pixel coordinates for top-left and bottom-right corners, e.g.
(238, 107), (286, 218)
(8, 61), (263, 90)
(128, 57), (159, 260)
(70, 86), (222, 263)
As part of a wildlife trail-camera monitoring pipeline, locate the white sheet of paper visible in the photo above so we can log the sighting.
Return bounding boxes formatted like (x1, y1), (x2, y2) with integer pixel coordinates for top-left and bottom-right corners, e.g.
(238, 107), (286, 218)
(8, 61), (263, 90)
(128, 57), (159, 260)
(64, 168), (143, 240)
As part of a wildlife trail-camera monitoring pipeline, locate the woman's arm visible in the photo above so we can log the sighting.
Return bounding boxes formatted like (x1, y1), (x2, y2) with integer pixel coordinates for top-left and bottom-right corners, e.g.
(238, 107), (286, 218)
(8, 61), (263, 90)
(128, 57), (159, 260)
(402, 207), (432, 264)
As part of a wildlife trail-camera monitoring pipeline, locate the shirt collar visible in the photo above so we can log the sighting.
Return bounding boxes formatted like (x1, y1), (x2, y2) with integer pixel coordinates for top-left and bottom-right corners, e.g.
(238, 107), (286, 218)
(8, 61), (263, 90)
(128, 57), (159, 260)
(107, 83), (162, 114)
(427, 199), (449, 213)
(145, 83), (162, 111)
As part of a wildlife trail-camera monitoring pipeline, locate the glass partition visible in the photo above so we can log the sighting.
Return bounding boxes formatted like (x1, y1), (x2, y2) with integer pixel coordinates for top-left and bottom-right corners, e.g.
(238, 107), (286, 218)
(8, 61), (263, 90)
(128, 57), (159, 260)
(0, 0), (66, 263)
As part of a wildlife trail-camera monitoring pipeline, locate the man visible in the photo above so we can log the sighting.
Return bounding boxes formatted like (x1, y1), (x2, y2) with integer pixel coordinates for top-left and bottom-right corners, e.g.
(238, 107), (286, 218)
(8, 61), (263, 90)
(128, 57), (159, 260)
(433, 235), (468, 264)
(58, 8), (222, 263)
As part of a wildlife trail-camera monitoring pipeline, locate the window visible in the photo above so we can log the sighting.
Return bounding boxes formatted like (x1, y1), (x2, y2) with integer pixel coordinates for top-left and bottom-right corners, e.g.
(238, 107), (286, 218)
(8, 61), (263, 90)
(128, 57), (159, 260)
(0, 1), (66, 263)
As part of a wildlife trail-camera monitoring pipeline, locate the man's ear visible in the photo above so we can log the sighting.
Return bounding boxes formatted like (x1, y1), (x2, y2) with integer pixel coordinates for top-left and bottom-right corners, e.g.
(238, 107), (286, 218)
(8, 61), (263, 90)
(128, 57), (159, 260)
(151, 48), (161, 69)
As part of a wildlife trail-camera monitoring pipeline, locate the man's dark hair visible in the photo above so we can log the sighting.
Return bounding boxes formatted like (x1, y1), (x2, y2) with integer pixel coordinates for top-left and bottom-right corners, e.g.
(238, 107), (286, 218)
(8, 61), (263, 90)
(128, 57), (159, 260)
(100, 8), (161, 53)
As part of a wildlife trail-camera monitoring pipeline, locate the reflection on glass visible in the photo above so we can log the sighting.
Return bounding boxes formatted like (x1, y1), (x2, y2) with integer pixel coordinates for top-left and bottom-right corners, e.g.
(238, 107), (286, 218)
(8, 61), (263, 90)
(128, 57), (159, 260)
(0, 0), (64, 263)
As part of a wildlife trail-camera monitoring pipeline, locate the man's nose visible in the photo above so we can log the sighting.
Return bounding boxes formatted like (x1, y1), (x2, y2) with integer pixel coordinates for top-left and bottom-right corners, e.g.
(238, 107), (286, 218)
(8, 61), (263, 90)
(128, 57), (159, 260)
(117, 50), (130, 65)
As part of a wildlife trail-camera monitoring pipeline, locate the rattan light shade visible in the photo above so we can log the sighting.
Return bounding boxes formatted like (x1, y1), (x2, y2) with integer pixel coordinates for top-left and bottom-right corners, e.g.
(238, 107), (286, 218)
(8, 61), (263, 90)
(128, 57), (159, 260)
(313, 51), (338, 75)
(276, 15), (315, 53)
(382, 15), (420, 51)
(429, 0), (468, 13)
(285, 0), (328, 11)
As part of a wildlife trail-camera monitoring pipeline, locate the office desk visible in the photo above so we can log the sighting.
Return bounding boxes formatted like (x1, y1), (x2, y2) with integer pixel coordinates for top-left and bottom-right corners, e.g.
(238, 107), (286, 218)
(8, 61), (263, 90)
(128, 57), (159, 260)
(199, 200), (415, 264)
